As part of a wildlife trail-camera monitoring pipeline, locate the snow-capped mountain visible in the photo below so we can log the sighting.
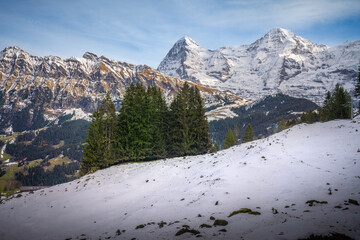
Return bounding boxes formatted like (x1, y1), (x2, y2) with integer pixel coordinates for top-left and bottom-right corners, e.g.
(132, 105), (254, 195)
(1, 117), (359, 240)
(0, 46), (248, 133)
(158, 28), (360, 103)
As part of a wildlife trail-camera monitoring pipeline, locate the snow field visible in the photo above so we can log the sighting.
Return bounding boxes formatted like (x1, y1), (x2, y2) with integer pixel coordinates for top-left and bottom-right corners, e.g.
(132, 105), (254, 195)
(0, 118), (359, 239)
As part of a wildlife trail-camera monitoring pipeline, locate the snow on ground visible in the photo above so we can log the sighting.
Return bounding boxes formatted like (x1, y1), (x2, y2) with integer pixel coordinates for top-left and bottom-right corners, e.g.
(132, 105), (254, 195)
(0, 118), (359, 240)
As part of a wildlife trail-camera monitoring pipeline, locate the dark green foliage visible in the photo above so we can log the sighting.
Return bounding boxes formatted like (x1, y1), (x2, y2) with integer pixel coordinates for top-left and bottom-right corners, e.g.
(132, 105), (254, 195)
(213, 219), (228, 226)
(306, 200), (328, 206)
(355, 66), (360, 98)
(228, 208), (261, 217)
(6, 120), (88, 162)
(199, 224), (212, 228)
(81, 110), (106, 174)
(209, 94), (318, 147)
(233, 125), (239, 144)
(242, 124), (254, 143)
(81, 82), (211, 175)
(300, 109), (319, 124)
(16, 162), (80, 186)
(348, 199), (359, 205)
(81, 93), (117, 174)
(298, 233), (354, 240)
(175, 228), (200, 236)
(321, 84), (351, 121)
(277, 119), (287, 132)
(167, 83), (210, 156)
(118, 83), (152, 161)
(224, 129), (236, 149)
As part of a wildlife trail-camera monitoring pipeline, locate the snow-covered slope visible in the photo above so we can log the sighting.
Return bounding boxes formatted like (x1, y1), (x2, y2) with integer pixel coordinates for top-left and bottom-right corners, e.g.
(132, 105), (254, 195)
(158, 28), (360, 103)
(1, 117), (359, 239)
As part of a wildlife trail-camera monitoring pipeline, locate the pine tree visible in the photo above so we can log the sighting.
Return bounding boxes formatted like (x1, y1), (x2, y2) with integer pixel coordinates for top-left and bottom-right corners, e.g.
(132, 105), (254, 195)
(277, 119), (287, 132)
(99, 92), (117, 166)
(242, 124), (254, 143)
(224, 129), (236, 149)
(81, 109), (106, 175)
(168, 83), (210, 156)
(233, 125), (239, 144)
(355, 65), (360, 98)
(188, 86), (211, 155)
(354, 65), (360, 113)
(117, 83), (152, 161)
(147, 86), (167, 159)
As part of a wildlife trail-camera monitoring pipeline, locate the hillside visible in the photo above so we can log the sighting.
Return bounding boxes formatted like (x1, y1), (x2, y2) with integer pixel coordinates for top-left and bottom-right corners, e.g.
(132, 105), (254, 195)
(158, 28), (360, 103)
(1, 117), (359, 240)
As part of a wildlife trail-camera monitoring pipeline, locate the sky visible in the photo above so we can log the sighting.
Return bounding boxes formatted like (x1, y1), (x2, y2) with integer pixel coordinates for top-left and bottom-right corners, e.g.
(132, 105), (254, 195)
(0, 0), (360, 68)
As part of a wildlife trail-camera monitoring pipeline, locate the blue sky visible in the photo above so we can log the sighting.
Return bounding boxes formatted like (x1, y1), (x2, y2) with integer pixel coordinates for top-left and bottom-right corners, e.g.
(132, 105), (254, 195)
(0, 0), (360, 68)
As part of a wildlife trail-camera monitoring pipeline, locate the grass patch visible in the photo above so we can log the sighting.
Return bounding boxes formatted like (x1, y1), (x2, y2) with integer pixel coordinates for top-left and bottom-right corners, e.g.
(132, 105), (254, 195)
(298, 232), (355, 240)
(228, 208), (261, 217)
(348, 199), (359, 206)
(135, 224), (145, 229)
(306, 200), (328, 207)
(213, 219), (228, 226)
(199, 224), (212, 228)
(175, 228), (200, 236)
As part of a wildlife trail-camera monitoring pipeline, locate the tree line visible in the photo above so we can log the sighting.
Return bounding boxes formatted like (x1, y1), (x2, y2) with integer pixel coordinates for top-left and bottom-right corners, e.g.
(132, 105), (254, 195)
(223, 83), (355, 149)
(81, 82), (211, 175)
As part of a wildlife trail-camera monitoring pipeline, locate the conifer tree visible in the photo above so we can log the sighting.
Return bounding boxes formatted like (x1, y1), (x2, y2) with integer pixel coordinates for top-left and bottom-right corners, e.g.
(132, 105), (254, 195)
(242, 124), (254, 143)
(233, 125), (239, 144)
(224, 129), (236, 149)
(277, 119), (287, 132)
(188, 86), (211, 154)
(354, 65), (360, 113)
(117, 83), (151, 161)
(147, 86), (167, 159)
(99, 92), (117, 166)
(168, 83), (210, 156)
(81, 109), (106, 175)
(355, 66), (360, 98)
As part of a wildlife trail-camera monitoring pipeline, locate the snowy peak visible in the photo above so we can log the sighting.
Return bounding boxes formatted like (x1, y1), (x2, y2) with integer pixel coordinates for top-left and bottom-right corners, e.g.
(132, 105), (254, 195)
(82, 52), (99, 61)
(0, 46), (247, 133)
(158, 28), (359, 102)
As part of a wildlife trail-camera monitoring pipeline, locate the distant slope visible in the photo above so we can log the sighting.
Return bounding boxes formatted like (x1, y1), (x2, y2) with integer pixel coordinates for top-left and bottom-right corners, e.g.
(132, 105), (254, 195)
(209, 94), (319, 145)
(1, 117), (359, 240)
(158, 28), (360, 103)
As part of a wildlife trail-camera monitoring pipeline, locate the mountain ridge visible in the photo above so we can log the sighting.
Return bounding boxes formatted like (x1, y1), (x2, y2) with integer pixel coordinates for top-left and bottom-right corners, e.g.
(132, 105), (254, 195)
(158, 28), (360, 103)
(0, 46), (248, 134)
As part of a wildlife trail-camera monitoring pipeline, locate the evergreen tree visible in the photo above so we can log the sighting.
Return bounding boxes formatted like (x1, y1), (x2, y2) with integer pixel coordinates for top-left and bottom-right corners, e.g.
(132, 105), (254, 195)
(188, 86), (211, 154)
(81, 109), (106, 175)
(242, 124), (254, 143)
(117, 83), (152, 161)
(147, 86), (168, 159)
(277, 119), (287, 132)
(224, 129), (236, 149)
(320, 84), (351, 121)
(168, 83), (210, 156)
(99, 92), (117, 166)
(355, 65), (360, 98)
(233, 125), (239, 144)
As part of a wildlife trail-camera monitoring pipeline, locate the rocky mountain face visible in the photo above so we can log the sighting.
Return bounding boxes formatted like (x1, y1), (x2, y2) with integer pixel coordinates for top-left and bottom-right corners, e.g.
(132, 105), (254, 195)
(158, 28), (360, 103)
(0, 46), (248, 134)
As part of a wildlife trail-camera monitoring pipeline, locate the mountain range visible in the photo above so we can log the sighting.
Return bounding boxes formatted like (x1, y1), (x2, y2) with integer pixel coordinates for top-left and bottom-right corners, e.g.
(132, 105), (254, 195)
(158, 28), (360, 103)
(0, 47), (246, 134)
(1, 28), (359, 134)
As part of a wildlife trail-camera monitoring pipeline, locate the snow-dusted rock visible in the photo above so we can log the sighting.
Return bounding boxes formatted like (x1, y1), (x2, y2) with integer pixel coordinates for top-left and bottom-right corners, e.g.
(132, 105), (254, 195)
(158, 28), (360, 103)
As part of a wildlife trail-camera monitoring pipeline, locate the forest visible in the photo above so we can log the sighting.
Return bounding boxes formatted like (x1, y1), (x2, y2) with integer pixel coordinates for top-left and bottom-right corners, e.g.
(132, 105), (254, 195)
(81, 82), (212, 174)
